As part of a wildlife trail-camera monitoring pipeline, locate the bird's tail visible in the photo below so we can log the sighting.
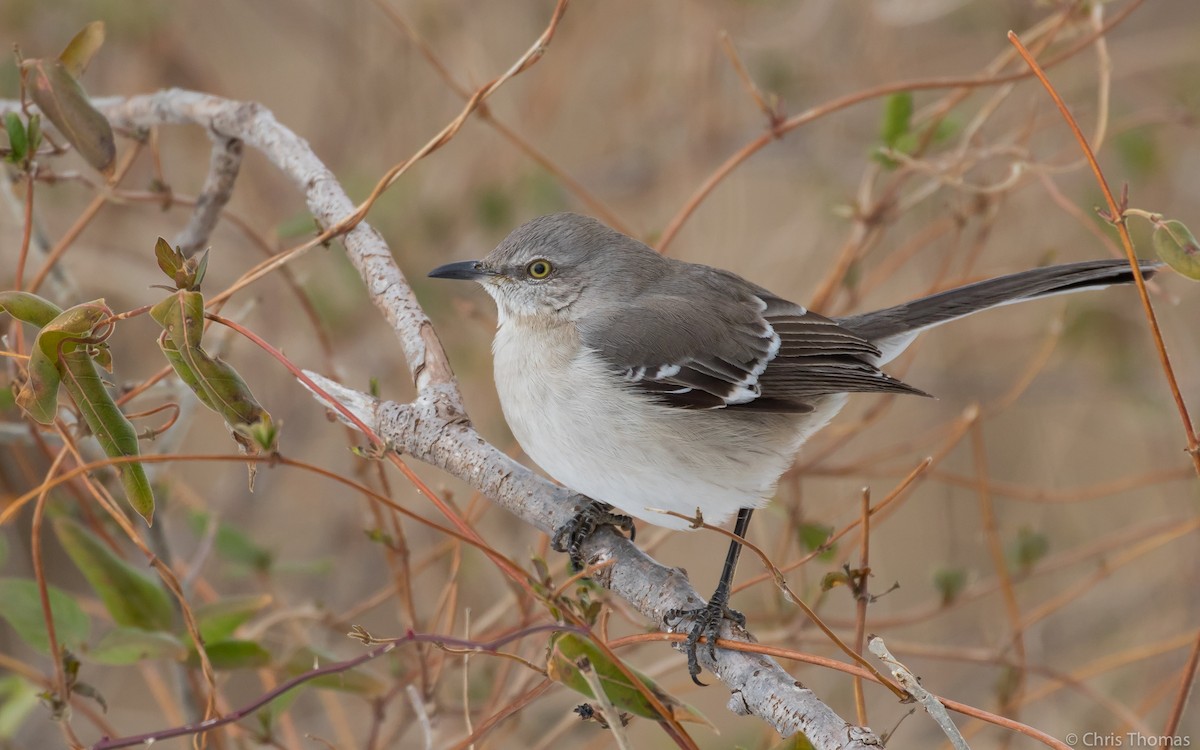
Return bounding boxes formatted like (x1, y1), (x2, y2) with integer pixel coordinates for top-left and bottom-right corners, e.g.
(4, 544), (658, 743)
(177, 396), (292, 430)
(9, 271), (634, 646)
(837, 259), (1161, 365)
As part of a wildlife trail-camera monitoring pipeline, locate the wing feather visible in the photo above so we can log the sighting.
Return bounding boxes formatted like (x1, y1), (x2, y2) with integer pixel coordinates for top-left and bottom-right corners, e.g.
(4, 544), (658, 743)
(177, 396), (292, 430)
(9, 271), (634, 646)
(580, 274), (928, 413)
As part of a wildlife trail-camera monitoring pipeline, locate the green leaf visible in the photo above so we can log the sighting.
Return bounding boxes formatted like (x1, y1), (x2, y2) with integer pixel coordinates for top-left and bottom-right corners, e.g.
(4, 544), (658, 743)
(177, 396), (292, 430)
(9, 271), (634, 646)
(0, 577), (91, 653)
(932, 566), (968, 606)
(767, 733), (817, 750)
(282, 647), (386, 696)
(1010, 527), (1049, 575)
(0, 675), (40, 739)
(186, 510), (273, 573)
(474, 184), (513, 231)
(88, 627), (187, 665)
(16, 300), (105, 424)
(879, 91), (913, 148)
(1115, 127), (1159, 179)
(5, 112), (27, 163)
(1152, 219), (1200, 280)
(152, 237), (207, 290)
(256, 682), (305, 734)
(546, 633), (711, 726)
(820, 568), (852, 592)
(20, 57), (115, 176)
(27, 113), (42, 155)
(152, 291), (273, 441)
(874, 91), (915, 169)
(797, 522), (835, 561)
(275, 212), (319, 239)
(52, 516), (173, 632)
(150, 290), (204, 358)
(0, 292), (67, 424)
(192, 639), (271, 670)
(59, 346), (155, 524)
(195, 594), (272, 643)
(25, 301), (155, 523)
(927, 115), (960, 146)
(0, 290), (63, 328)
(192, 248), (209, 288)
(157, 332), (217, 413)
(58, 22), (106, 78)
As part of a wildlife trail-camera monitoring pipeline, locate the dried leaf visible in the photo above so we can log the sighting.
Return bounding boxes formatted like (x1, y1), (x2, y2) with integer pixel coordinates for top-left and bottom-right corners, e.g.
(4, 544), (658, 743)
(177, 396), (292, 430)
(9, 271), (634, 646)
(21, 58), (115, 176)
(154, 236), (184, 283)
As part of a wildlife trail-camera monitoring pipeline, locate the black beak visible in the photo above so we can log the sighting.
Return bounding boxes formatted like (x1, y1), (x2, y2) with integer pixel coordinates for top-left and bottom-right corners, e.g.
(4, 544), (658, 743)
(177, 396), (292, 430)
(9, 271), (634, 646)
(427, 260), (490, 281)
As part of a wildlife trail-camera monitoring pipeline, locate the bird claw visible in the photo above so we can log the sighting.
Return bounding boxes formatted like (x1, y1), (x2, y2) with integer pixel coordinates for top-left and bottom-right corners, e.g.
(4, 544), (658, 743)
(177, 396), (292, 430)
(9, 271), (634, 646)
(665, 594), (745, 686)
(551, 499), (636, 570)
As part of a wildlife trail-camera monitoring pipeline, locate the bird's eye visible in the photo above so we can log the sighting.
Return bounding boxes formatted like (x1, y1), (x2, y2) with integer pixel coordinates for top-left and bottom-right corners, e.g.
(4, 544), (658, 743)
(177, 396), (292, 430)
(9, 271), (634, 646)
(526, 259), (553, 279)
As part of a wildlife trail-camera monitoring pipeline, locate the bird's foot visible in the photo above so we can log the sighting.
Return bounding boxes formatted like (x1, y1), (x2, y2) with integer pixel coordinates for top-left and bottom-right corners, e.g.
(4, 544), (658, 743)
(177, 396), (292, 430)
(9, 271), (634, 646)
(551, 499), (636, 570)
(665, 587), (745, 686)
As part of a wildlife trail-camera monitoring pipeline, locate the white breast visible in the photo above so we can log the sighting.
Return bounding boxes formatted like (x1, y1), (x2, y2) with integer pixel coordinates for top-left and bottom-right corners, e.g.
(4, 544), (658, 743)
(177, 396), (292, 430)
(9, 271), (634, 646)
(492, 319), (847, 529)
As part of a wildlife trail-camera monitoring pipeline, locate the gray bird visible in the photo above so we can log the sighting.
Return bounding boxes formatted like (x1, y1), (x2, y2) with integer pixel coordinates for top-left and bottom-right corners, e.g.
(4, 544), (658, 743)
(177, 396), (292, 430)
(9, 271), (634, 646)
(429, 212), (1159, 682)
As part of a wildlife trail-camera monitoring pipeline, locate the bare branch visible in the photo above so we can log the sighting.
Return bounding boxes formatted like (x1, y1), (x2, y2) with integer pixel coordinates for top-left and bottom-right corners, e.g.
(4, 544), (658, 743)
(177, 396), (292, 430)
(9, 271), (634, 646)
(868, 636), (968, 750)
(174, 134), (242, 256)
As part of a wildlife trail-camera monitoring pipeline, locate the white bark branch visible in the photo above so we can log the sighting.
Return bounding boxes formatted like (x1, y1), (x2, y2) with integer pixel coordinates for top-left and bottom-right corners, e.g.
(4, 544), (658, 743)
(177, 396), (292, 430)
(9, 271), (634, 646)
(869, 636), (968, 749)
(174, 133), (242, 256)
(0, 90), (882, 749)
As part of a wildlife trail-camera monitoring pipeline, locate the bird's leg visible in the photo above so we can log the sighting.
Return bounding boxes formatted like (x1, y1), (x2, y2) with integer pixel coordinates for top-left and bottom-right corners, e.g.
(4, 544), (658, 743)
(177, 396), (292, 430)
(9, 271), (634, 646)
(551, 497), (636, 570)
(665, 507), (753, 685)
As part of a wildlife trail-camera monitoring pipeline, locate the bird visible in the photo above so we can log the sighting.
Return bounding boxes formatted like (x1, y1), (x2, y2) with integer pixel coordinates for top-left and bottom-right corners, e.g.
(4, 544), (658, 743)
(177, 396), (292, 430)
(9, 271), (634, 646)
(428, 212), (1159, 682)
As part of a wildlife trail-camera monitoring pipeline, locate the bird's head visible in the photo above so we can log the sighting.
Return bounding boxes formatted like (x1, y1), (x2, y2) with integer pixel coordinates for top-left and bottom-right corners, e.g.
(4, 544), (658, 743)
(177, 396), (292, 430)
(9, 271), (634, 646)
(428, 212), (664, 324)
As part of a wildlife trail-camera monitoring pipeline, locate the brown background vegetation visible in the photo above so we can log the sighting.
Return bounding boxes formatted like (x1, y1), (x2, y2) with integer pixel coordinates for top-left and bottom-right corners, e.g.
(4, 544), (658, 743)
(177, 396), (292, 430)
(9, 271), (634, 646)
(2, 0), (1199, 748)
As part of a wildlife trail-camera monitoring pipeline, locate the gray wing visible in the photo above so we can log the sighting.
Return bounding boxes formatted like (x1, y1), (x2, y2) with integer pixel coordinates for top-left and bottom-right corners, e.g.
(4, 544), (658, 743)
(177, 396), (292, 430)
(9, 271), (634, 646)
(580, 273), (928, 414)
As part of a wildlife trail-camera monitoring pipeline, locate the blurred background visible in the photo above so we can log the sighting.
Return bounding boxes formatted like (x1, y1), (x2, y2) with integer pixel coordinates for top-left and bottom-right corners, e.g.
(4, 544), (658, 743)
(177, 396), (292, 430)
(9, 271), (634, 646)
(2, 0), (1199, 748)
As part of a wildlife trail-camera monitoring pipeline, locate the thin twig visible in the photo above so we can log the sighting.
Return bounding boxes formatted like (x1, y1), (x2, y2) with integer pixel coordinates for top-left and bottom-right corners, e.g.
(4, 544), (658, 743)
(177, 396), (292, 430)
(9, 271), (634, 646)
(405, 684), (433, 750)
(174, 135), (242, 256)
(27, 142), (143, 294)
(1162, 628), (1200, 737)
(578, 657), (634, 750)
(852, 487), (871, 726)
(1008, 30), (1200, 473)
(868, 636), (969, 750)
(970, 419), (1026, 716)
(14, 168), (34, 291)
(659, 508), (906, 701)
(91, 624), (574, 750)
(656, 0), (1147, 253)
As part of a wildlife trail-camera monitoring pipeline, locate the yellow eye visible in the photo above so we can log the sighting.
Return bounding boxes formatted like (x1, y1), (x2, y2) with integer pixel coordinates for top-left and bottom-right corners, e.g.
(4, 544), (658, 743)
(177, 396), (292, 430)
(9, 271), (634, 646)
(526, 259), (553, 279)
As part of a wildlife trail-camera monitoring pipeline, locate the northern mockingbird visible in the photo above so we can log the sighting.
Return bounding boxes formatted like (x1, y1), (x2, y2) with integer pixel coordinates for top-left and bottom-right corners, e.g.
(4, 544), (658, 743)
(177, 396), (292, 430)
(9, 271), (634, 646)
(429, 212), (1159, 682)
